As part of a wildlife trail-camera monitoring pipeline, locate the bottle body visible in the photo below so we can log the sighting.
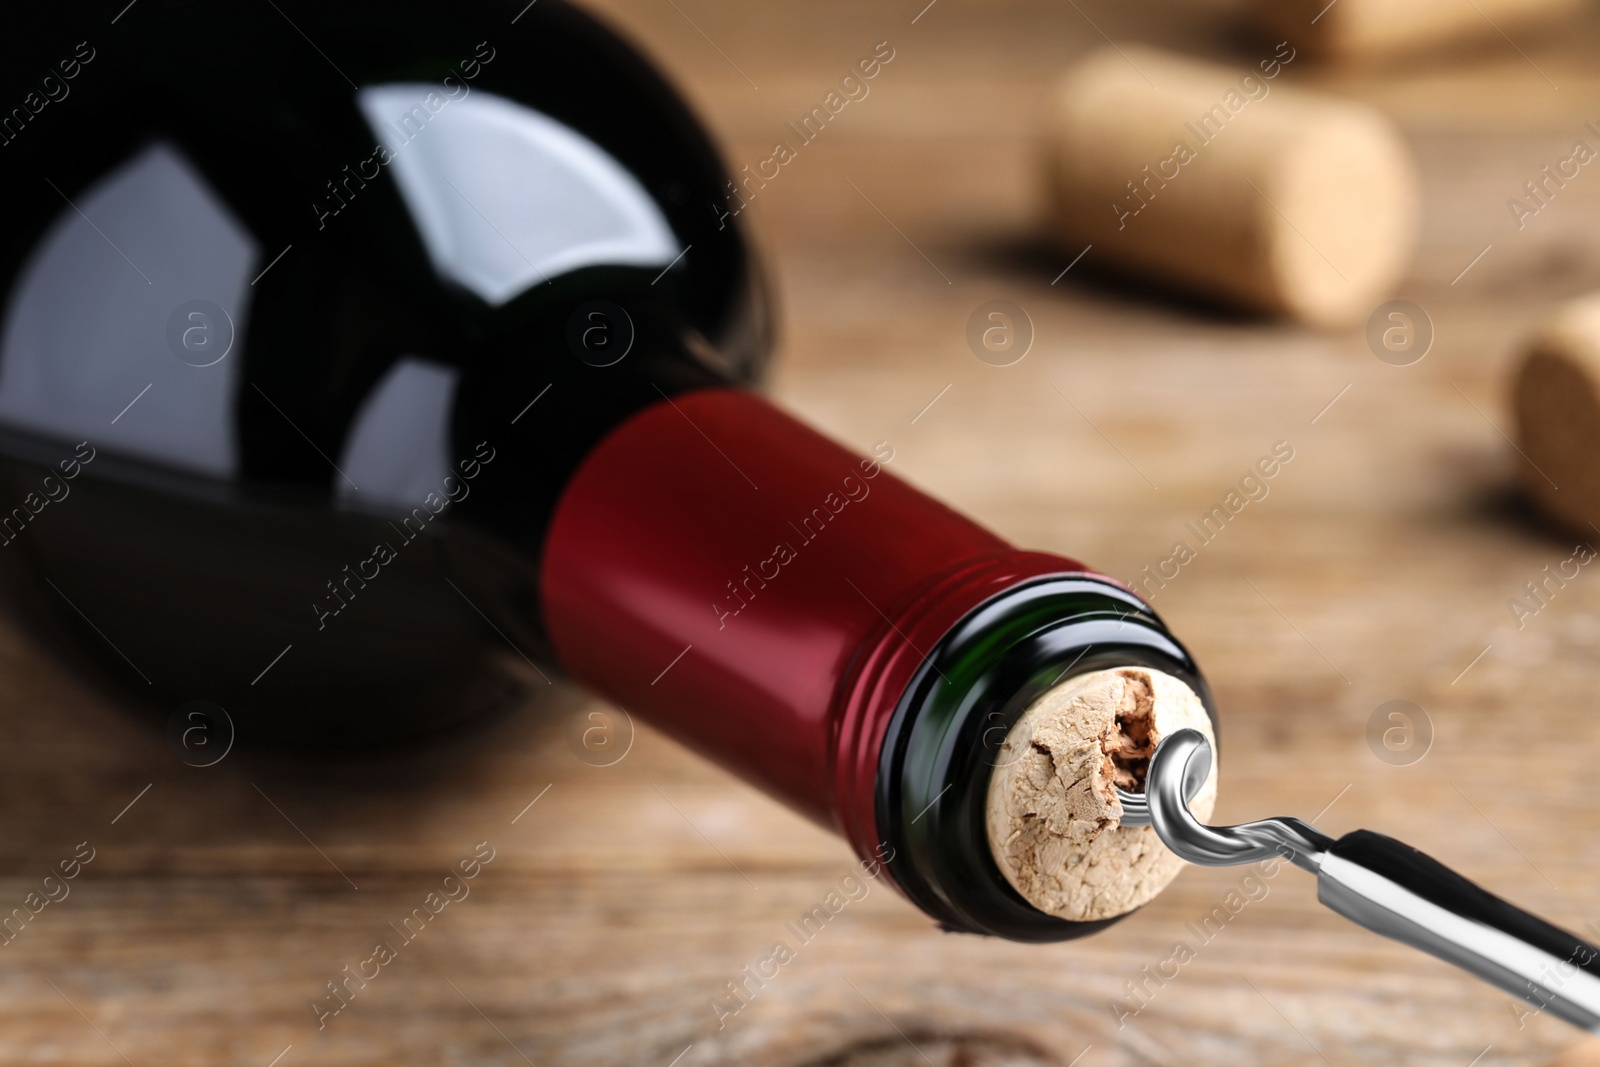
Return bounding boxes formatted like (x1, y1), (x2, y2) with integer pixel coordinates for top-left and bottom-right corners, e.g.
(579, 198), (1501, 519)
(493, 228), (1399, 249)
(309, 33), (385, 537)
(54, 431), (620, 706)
(0, 0), (763, 740)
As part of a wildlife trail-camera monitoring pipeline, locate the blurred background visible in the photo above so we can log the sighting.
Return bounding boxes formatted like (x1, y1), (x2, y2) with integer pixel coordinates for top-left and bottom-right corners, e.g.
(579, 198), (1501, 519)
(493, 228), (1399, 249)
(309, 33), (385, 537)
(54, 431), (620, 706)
(9, 0), (1600, 1063)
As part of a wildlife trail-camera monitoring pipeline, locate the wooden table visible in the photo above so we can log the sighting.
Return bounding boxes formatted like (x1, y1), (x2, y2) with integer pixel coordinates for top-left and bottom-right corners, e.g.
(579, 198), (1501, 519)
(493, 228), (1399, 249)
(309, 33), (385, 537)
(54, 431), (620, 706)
(8, 2), (1600, 1064)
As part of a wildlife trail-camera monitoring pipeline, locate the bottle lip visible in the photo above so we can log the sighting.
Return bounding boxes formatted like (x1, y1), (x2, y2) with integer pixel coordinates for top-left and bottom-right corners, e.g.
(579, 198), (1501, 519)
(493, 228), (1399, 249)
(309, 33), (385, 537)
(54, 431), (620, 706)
(871, 573), (1216, 942)
(831, 551), (1081, 860)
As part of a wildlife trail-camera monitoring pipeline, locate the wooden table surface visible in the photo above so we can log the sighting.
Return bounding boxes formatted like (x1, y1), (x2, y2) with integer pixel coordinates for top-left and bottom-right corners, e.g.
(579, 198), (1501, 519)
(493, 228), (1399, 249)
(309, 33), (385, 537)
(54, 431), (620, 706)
(9, 2), (1600, 1064)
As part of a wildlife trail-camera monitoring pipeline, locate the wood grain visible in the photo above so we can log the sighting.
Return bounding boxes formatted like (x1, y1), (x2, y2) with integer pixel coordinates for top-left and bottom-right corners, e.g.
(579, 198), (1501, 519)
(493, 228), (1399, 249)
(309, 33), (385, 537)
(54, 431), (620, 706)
(7, 1), (1600, 1064)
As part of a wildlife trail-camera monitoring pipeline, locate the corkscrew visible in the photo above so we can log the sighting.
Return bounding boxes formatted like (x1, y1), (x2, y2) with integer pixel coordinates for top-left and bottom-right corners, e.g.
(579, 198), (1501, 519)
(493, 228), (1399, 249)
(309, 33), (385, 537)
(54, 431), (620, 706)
(1117, 729), (1600, 1033)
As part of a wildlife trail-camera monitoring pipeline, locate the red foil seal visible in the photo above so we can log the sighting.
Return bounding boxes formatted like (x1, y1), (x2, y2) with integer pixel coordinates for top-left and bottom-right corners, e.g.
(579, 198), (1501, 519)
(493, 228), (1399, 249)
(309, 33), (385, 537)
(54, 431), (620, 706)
(542, 388), (1086, 867)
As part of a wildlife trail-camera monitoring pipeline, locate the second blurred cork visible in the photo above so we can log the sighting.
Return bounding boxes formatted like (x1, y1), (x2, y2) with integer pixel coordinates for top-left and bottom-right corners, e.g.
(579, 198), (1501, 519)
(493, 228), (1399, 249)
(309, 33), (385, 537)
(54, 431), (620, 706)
(1042, 45), (1420, 328)
(1252, 0), (1581, 63)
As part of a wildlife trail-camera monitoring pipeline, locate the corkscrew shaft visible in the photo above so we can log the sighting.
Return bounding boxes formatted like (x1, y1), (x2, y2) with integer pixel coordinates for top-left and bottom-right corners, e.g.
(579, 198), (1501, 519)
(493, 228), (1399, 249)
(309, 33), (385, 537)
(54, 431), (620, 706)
(1123, 729), (1600, 1034)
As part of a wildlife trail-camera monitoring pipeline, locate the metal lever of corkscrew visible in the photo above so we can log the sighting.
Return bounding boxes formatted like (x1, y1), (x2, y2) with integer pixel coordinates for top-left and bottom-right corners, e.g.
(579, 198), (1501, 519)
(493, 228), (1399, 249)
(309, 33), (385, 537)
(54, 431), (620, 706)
(1118, 728), (1600, 1034)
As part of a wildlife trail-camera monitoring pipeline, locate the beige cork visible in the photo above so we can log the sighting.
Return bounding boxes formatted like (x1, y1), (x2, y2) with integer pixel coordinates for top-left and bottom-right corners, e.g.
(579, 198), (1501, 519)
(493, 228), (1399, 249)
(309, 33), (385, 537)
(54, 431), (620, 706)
(986, 665), (1218, 923)
(1514, 293), (1600, 533)
(1042, 46), (1419, 328)
(1249, 0), (1581, 64)
(1545, 1038), (1600, 1067)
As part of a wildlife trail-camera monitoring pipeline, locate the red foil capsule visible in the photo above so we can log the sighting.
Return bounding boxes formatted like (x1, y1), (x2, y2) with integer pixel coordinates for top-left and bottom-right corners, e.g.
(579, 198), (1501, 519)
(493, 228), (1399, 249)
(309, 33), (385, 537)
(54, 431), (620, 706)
(543, 387), (1212, 940)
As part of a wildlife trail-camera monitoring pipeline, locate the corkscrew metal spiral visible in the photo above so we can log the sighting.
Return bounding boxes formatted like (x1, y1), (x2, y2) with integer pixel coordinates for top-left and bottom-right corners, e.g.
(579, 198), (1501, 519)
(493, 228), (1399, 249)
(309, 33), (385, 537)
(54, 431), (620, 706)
(1118, 729), (1600, 1034)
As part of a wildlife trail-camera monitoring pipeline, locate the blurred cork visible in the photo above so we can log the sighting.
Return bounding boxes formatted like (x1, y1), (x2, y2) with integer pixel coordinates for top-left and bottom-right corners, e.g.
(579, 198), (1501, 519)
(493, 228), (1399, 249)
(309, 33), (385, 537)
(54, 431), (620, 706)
(1042, 46), (1419, 328)
(1250, 0), (1582, 64)
(1513, 292), (1600, 532)
(1544, 1037), (1600, 1067)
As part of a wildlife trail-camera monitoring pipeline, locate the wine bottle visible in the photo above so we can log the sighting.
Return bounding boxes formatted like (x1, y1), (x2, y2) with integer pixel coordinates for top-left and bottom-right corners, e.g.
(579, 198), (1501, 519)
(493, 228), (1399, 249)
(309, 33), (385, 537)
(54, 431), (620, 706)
(0, 0), (1216, 940)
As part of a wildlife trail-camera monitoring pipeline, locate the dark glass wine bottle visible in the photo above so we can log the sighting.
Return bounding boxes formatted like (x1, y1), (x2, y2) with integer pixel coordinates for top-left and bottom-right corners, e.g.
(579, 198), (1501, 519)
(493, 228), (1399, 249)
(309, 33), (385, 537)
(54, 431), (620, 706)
(0, 0), (1214, 940)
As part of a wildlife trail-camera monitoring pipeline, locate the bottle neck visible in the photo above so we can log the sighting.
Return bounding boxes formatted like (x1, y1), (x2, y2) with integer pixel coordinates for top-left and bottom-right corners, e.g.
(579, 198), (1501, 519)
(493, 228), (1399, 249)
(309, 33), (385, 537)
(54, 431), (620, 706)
(541, 385), (1015, 822)
(872, 575), (1212, 940)
(539, 387), (1212, 938)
